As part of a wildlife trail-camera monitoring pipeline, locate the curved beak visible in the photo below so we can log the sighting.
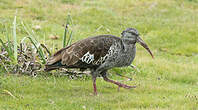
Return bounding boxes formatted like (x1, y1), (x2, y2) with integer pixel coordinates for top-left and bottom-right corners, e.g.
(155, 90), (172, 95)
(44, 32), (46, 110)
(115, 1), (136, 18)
(137, 36), (154, 58)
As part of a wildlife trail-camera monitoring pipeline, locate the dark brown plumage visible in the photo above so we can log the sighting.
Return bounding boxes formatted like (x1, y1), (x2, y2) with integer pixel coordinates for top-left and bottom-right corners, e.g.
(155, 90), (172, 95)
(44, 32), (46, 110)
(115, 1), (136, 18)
(45, 28), (154, 95)
(45, 35), (121, 71)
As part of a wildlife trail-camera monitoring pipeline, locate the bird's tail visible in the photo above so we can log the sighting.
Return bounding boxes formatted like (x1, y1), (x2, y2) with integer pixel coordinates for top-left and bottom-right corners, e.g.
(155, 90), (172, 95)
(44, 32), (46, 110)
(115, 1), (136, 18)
(44, 48), (67, 72)
(44, 61), (63, 71)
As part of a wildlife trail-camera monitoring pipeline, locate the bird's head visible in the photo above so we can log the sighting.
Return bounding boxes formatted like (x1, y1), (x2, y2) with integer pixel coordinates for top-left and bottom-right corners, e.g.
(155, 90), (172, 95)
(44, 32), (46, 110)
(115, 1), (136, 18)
(121, 28), (154, 58)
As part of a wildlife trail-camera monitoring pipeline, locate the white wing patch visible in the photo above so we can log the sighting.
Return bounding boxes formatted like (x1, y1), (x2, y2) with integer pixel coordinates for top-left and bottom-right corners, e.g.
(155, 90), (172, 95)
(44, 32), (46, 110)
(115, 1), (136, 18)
(80, 45), (115, 65)
(80, 51), (94, 64)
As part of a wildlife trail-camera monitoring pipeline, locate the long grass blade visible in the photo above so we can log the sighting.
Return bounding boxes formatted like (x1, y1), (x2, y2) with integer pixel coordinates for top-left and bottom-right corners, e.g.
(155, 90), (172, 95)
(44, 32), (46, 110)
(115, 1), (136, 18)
(63, 24), (68, 48)
(13, 16), (17, 64)
(63, 13), (71, 48)
(5, 25), (13, 56)
(68, 14), (73, 25)
(3, 89), (17, 99)
(67, 31), (73, 46)
(27, 37), (46, 64)
(41, 43), (51, 57)
(0, 38), (11, 56)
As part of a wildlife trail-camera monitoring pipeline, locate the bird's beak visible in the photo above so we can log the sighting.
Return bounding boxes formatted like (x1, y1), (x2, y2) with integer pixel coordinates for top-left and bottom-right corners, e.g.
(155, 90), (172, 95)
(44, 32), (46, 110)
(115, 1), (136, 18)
(137, 36), (154, 58)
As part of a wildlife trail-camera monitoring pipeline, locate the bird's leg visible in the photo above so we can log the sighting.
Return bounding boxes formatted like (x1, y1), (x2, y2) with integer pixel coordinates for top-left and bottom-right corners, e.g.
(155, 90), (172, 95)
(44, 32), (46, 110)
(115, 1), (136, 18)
(92, 75), (97, 95)
(102, 73), (136, 89)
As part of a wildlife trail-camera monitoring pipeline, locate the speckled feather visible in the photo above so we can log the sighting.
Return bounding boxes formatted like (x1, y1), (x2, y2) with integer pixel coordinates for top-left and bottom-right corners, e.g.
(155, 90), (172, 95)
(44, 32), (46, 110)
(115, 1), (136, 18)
(45, 35), (123, 71)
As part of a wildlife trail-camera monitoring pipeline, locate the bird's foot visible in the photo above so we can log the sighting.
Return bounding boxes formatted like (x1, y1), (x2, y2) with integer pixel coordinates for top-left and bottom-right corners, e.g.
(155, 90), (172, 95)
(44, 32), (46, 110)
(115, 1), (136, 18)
(117, 84), (136, 92)
(103, 75), (136, 90)
(120, 84), (136, 89)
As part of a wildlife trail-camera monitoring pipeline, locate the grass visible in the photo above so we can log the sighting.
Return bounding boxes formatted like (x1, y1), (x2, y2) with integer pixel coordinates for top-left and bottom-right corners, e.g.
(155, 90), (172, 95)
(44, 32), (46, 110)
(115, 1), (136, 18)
(12, 15), (17, 64)
(0, 0), (198, 109)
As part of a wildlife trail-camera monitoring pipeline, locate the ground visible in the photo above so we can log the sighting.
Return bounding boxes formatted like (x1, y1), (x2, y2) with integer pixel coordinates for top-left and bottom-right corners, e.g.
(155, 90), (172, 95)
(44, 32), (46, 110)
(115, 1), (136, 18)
(0, 0), (198, 109)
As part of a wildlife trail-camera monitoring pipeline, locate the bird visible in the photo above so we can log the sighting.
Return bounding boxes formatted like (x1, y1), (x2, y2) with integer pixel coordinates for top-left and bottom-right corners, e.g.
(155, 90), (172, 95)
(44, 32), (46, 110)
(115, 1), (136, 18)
(45, 28), (154, 95)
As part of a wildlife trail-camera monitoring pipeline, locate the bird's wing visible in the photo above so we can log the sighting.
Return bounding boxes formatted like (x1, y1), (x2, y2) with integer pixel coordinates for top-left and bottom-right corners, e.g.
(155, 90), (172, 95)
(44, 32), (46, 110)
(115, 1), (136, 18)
(46, 35), (121, 67)
(61, 35), (121, 66)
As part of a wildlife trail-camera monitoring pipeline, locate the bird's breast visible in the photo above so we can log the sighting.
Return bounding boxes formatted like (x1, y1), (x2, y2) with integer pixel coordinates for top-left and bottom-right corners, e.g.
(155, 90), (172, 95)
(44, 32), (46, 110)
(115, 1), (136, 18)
(98, 43), (136, 68)
(116, 46), (136, 67)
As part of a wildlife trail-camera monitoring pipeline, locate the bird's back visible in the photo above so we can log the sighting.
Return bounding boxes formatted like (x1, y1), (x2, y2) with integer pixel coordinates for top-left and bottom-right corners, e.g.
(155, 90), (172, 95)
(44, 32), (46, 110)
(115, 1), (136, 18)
(45, 35), (122, 71)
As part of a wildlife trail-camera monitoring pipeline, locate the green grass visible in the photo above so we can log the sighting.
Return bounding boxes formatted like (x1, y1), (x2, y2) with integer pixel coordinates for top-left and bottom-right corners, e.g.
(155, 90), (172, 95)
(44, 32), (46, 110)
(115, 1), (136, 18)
(0, 0), (198, 109)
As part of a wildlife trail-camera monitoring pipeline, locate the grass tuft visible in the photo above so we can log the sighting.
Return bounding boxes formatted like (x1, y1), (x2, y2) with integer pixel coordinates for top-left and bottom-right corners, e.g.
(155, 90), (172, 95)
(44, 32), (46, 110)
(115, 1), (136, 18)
(63, 13), (74, 47)
(21, 22), (46, 64)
